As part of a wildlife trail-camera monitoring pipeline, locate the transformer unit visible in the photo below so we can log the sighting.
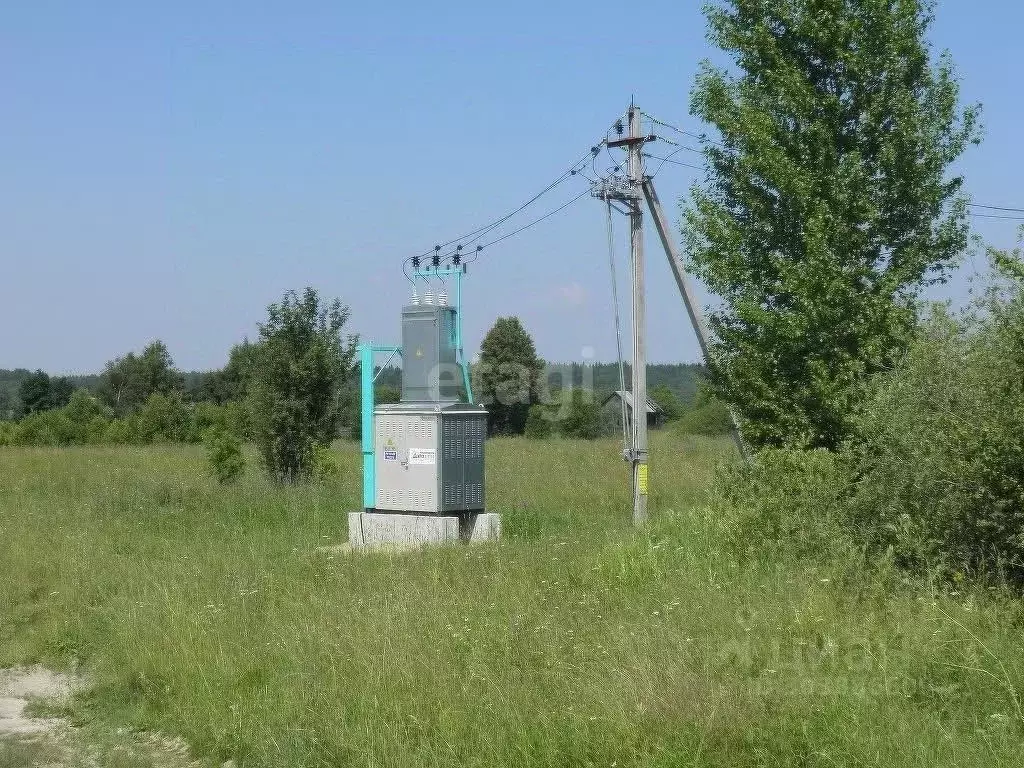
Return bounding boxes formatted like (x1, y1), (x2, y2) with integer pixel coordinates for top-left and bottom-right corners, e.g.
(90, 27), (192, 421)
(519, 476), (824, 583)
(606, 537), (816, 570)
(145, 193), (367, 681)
(373, 402), (486, 514)
(371, 299), (487, 515)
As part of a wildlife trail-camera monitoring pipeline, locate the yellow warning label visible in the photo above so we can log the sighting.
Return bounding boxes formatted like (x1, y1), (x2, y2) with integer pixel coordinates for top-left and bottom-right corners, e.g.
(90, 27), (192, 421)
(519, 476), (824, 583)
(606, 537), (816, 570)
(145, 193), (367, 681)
(638, 463), (649, 495)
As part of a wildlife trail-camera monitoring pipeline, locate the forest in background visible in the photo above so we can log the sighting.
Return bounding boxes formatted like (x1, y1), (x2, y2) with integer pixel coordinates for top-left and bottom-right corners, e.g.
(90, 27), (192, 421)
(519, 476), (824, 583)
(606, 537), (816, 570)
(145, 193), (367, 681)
(0, 350), (718, 447)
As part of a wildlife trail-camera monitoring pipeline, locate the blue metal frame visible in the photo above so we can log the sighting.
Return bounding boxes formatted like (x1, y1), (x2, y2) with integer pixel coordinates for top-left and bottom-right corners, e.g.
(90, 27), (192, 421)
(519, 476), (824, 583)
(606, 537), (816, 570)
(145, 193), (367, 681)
(359, 267), (473, 511)
(358, 342), (401, 509)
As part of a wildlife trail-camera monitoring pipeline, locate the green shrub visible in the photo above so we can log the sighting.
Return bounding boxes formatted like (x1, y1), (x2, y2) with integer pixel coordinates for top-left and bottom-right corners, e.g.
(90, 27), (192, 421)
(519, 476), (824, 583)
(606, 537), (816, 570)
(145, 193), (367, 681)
(716, 272), (1024, 586)
(137, 392), (192, 443)
(86, 415), (110, 443)
(11, 410), (79, 446)
(0, 394), (249, 449)
(649, 384), (684, 421)
(848, 293), (1024, 582)
(309, 445), (340, 482)
(523, 404), (552, 439)
(248, 288), (356, 483)
(104, 418), (139, 445)
(193, 400), (249, 442)
(713, 447), (852, 562)
(204, 428), (246, 484)
(559, 389), (601, 440)
(192, 401), (226, 435)
(676, 399), (734, 436)
(65, 389), (106, 425)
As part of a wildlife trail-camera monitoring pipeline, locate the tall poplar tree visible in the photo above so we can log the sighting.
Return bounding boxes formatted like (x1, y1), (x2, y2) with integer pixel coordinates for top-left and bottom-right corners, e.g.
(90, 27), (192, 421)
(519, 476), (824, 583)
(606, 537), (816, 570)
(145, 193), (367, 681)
(684, 0), (980, 449)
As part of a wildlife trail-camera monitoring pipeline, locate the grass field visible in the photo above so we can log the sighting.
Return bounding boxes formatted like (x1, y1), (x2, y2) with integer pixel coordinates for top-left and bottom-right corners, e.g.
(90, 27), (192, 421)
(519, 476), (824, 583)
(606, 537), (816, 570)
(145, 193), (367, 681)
(1, 433), (1022, 766)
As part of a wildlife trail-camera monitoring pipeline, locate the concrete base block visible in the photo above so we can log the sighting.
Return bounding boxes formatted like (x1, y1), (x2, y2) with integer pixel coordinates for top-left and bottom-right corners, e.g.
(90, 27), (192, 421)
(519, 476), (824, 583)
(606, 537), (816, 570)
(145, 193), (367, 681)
(467, 512), (502, 543)
(348, 512), (458, 549)
(348, 511), (501, 550)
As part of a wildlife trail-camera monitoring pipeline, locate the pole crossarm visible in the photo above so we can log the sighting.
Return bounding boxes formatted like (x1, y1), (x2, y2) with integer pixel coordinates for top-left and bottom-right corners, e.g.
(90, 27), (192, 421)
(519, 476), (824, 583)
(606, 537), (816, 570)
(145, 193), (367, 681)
(607, 134), (657, 149)
(411, 267), (467, 279)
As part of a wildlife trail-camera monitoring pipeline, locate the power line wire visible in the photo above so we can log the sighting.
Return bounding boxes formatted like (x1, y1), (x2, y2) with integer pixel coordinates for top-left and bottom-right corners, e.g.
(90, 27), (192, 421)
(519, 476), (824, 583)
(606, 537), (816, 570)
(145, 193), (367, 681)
(604, 199), (629, 451)
(406, 147), (598, 267)
(640, 145), (1024, 218)
(650, 134), (704, 154)
(643, 114), (1024, 222)
(452, 162), (598, 257)
(641, 111), (724, 147)
(470, 189), (591, 257)
(643, 152), (705, 176)
(460, 188), (589, 264)
(405, 119), (627, 275)
(970, 203), (1024, 214)
(402, 167), (588, 278)
(971, 213), (1024, 221)
(643, 144), (1024, 221)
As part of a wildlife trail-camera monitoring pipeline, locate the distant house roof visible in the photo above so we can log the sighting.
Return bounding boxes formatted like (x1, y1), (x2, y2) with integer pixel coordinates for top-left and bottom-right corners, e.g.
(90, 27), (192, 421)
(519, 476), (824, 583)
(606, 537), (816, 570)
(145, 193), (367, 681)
(601, 390), (664, 415)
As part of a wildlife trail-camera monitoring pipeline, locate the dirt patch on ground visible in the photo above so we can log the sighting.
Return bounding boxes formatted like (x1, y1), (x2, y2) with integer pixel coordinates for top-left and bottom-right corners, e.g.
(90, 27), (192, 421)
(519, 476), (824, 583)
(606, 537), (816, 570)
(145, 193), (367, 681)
(0, 666), (201, 768)
(0, 666), (79, 738)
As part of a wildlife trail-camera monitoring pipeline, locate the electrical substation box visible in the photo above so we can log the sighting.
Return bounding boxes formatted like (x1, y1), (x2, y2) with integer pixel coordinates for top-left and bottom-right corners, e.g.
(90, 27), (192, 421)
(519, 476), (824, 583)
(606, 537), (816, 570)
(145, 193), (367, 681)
(371, 300), (487, 515)
(373, 403), (486, 514)
(401, 304), (460, 402)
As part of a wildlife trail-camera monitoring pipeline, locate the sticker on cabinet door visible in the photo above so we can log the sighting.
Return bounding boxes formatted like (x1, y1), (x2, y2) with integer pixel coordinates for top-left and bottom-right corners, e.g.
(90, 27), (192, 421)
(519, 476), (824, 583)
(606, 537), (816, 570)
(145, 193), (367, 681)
(408, 448), (436, 465)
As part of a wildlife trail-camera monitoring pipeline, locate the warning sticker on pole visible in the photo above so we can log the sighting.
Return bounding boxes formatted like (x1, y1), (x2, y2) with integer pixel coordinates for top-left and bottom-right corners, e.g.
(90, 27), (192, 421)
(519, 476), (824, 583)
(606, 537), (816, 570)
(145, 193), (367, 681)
(408, 448), (436, 466)
(638, 463), (649, 495)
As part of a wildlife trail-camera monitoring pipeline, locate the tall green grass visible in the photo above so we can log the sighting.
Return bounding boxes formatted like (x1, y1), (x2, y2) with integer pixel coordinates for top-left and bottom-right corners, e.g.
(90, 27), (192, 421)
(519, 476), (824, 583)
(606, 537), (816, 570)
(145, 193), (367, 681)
(1, 435), (1022, 766)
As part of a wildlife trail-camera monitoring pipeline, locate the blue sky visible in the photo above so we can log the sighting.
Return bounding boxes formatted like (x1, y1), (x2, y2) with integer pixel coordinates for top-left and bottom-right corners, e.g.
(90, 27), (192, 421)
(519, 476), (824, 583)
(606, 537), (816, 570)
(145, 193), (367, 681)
(2, 1), (1021, 373)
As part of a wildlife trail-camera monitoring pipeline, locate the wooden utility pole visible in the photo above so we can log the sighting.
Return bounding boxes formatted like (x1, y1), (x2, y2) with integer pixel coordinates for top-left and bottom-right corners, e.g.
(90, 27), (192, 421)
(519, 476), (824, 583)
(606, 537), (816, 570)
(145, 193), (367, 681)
(626, 104), (648, 525)
(594, 103), (750, 525)
(598, 103), (670, 524)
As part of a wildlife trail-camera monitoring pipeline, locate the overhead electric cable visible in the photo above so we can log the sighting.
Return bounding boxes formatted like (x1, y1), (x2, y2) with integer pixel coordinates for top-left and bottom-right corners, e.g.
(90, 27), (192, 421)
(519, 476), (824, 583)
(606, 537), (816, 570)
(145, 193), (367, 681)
(605, 199), (629, 451)
(468, 189), (591, 257)
(451, 168), (596, 259)
(407, 147), (597, 263)
(404, 118), (628, 275)
(651, 134), (704, 154)
(643, 152), (705, 176)
(969, 203), (1024, 214)
(404, 132), (627, 275)
(641, 111), (725, 147)
(971, 213), (1024, 221)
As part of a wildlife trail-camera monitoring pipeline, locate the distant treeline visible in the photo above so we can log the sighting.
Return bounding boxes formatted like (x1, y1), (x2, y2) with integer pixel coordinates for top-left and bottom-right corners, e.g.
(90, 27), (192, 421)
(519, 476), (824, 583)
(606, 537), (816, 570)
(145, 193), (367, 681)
(0, 349), (710, 446)
(0, 366), (205, 421)
(0, 361), (703, 420)
(543, 362), (702, 404)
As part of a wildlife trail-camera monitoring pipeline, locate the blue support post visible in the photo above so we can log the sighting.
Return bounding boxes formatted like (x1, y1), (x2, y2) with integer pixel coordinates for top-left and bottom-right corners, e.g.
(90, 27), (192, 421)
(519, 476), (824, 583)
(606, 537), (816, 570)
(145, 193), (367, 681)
(359, 343), (374, 510)
(455, 268), (474, 403)
(359, 342), (401, 510)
